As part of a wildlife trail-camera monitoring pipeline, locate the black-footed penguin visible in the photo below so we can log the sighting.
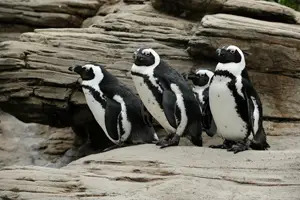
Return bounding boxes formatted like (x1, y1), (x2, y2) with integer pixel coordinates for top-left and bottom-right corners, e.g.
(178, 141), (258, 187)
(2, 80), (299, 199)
(186, 69), (216, 137)
(209, 45), (270, 153)
(69, 64), (158, 149)
(131, 48), (203, 148)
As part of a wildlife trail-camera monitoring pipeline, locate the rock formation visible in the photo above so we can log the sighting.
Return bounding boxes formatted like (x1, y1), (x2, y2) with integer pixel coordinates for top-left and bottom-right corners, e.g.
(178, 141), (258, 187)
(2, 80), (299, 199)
(0, 145), (299, 199)
(0, 0), (299, 165)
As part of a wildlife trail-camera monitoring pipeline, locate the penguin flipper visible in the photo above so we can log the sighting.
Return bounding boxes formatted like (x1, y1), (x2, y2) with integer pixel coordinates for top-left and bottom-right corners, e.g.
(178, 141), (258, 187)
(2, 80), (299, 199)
(160, 79), (177, 128)
(242, 79), (269, 149)
(105, 98), (121, 141)
(202, 97), (215, 137)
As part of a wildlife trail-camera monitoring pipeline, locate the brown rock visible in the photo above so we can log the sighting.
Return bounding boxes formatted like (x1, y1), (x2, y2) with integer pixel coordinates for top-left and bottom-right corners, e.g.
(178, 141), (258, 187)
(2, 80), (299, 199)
(188, 14), (300, 119)
(188, 14), (300, 75)
(151, 0), (300, 24)
(0, 3), (195, 126)
(0, 0), (102, 28)
(0, 24), (34, 42)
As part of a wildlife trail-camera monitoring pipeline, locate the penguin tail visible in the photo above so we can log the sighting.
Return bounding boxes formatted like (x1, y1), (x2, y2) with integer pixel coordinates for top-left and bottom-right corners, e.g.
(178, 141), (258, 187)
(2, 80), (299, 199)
(250, 127), (270, 150)
(130, 125), (157, 144)
(187, 120), (203, 147)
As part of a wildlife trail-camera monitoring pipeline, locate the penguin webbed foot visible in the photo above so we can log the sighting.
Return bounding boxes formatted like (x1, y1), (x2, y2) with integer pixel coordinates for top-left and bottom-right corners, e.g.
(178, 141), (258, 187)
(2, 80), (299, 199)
(156, 134), (180, 149)
(227, 142), (249, 154)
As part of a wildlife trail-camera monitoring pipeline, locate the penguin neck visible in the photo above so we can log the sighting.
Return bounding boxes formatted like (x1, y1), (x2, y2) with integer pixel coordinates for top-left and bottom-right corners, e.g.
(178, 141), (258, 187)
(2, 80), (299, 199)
(82, 77), (102, 92)
(131, 55), (160, 77)
(216, 61), (245, 77)
(193, 84), (209, 94)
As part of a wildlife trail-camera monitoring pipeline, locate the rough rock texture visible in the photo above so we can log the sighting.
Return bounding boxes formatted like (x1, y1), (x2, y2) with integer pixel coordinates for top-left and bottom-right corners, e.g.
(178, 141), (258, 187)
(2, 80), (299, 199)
(0, 145), (299, 200)
(0, 0), (102, 28)
(0, 0), (299, 165)
(151, 0), (300, 24)
(0, 24), (34, 42)
(0, 3), (195, 127)
(0, 2), (299, 126)
(0, 110), (76, 167)
(188, 14), (300, 119)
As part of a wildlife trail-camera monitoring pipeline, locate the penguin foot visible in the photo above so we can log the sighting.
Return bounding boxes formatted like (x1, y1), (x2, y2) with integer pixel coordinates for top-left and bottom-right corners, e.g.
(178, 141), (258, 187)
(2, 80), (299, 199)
(227, 143), (249, 154)
(157, 134), (180, 149)
(209, 140), (235, 149)
(156, 133), (175, 146)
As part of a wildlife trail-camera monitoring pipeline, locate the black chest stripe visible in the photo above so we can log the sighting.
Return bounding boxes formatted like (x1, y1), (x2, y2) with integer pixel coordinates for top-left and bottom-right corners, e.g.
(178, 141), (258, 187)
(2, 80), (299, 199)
(131, 71), (163, 109)
(213, 70), (250, 135)
(82, 85), (106, 107)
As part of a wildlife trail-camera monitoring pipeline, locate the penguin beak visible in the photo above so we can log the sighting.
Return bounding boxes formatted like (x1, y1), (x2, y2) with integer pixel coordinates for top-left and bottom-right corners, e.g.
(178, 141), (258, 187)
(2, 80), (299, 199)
(133, 51), (138, 60)
(216, 48), (222, 56)
(69, 65), (82, 74)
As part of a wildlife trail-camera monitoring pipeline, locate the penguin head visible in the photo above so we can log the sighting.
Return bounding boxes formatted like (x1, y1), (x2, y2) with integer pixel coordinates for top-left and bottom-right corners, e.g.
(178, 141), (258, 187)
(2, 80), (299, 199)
(215, 45), (246, 75)
(188, 69), (214, 87)
(216, 45), (245, 65)
(133, 48), (160, 67)
(69, 64), (104, 82)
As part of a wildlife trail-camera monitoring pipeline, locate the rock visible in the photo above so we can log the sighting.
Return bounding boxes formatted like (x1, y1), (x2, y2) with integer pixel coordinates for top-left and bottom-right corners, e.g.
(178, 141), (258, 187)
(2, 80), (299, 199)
(0, 3), (195, 126)
(0, 24), (34, 42)
(0, 144), (299, 199)
(188, 14), (300, 119)
(264, 120), (300, 136)
(0, 110), (76, 167)
(0, 0), (102, 28)
(0, 2), (299, 136)
(151, 0), (300, 24)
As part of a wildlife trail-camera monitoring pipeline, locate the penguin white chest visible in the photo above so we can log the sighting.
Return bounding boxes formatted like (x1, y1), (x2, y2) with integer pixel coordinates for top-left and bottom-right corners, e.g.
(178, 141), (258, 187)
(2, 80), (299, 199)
(131, 74), (175, 133)
(82, 88), (108, 134)
(209, 76), (247, 141)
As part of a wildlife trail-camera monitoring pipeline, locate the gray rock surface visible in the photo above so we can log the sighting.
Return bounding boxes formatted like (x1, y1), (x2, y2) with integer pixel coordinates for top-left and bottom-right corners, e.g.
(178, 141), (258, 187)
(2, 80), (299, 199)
(0, 0), (299, 170)
(0, 2), (299, 125)
(0, 0), (102, 28)
(188, 14), (300, 119)
(0, 110), (75, 167)
(151, 0), (300, 24)
(0, 3), (195, 126)
(0, 144), (299, 200)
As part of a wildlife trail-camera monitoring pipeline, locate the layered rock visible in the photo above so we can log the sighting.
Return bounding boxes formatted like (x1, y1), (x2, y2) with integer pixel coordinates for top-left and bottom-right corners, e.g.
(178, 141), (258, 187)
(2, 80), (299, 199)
(0, 0), (102, 28)
(0, 110), (75, 167)
(151, 0), (300, 24)
(0, 3), (195, 126)
(0, 0), (104, 42)
(188, 14), (300, 119)
(0, 145), (299, 199)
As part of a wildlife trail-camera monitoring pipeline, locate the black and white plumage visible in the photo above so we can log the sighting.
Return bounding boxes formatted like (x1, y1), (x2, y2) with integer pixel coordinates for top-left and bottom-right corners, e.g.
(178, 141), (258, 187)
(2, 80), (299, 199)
(209, 45), (270, 153)
(69, 64), (158, 149)
(186, 69), (216, 137)
(131, 48), (203, 148)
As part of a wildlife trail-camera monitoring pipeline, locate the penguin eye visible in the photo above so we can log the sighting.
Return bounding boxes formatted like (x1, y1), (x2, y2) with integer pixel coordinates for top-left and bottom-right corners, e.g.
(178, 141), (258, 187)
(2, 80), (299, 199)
(230, 49), (235, 54)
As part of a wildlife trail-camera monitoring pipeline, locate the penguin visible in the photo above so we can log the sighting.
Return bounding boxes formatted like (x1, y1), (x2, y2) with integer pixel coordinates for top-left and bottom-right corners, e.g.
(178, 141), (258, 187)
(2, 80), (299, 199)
(209, 45), (270, 153)
(185, 69), (216, 137)
(68, 64), (158, 150)
(131, 48), (203, 148)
